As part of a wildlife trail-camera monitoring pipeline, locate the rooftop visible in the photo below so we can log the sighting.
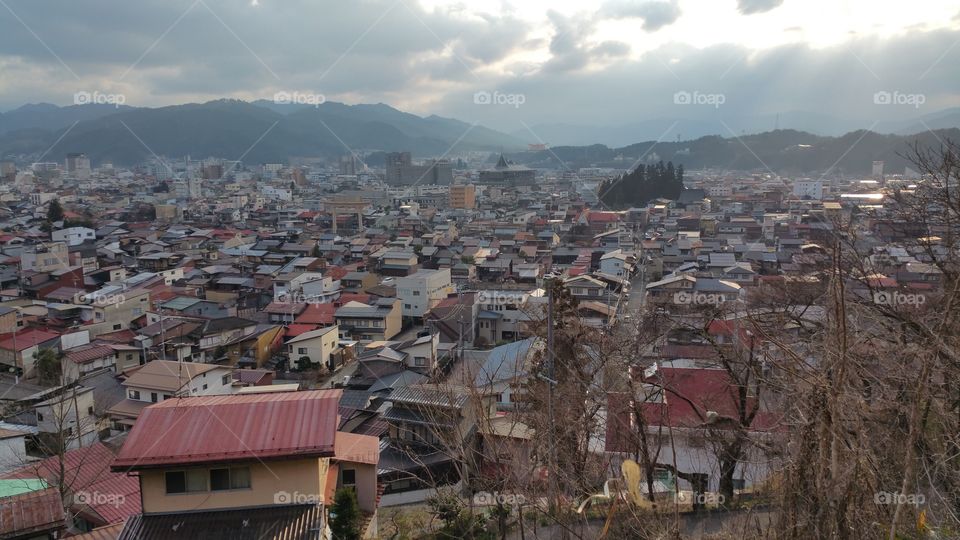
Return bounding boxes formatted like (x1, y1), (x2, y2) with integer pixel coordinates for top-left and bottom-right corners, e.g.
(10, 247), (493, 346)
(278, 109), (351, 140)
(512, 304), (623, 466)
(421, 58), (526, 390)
(112, 389), (343, 470)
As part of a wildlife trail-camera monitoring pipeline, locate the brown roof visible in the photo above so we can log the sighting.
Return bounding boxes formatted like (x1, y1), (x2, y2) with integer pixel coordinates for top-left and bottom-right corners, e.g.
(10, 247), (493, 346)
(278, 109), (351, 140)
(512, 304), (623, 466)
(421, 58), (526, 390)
(334, 432), (380, 465)
(121, 360), (226, 392)
(105, 399), (150, 419)
(64, 344), (117, 365)
(71, 523), (124, 540)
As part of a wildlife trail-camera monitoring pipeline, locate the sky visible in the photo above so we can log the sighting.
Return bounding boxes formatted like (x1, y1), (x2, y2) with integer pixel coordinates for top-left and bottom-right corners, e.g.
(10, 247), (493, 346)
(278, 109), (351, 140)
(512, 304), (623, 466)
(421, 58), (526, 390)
(0, 0), (959, 138)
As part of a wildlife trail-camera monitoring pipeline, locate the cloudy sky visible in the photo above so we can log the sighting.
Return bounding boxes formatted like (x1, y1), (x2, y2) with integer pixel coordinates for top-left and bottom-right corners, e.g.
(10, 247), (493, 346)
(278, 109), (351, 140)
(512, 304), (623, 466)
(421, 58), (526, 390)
(1, 0), (958, 138)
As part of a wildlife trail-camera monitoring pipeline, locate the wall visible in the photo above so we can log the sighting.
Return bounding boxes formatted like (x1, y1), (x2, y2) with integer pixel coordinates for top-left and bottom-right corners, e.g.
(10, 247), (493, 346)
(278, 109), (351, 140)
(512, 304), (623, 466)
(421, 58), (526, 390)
(139, 458), (328, 513)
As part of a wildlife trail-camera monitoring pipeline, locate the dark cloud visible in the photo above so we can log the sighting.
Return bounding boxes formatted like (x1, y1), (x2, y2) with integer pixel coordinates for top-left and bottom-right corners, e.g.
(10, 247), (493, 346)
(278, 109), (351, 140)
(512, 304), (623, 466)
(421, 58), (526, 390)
(600, 0), (682, 31)
(0, 0), (531, 106)
(0, 0), (958, 144)
(540, 11), (630, 73)
(439, 28), (960, 138)
(737, 0), (785, 15)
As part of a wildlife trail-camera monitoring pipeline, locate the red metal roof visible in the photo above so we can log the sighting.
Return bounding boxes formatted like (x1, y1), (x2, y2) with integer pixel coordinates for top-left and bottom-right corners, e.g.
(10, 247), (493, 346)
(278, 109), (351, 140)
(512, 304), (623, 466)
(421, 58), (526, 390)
(112, 390), (343, 471)
(0, 329), (62, 352)
(0, 488), (65, 537)
(285, 323), (322, 338)
(294, 303), (336, 325)
(2, 442), (140, 526)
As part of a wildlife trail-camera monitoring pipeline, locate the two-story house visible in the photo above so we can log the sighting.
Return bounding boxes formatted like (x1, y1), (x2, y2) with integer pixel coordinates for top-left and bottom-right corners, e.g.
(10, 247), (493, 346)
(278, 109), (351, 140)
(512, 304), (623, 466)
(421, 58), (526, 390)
(111, 390), (381, 538)
(287, 326), (341, 371)
(105, 360), (234, 429)
(335, 299), (402, 342)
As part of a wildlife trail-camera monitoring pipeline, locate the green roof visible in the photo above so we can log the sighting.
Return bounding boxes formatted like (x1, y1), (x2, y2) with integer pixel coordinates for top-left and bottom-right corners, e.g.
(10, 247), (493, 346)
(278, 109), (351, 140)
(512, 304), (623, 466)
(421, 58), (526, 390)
(0, 479), (49, 498)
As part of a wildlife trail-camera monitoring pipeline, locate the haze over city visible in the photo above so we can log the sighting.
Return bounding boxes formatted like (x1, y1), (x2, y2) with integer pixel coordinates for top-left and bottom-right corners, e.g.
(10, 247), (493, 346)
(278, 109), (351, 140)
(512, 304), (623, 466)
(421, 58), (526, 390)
(0, 2), (957, 539)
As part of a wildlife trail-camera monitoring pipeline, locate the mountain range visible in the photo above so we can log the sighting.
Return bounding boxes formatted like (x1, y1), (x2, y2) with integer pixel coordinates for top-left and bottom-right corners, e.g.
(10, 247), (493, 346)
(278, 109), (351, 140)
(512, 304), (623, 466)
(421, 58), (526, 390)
(0, 100), (524, 166)
(0, 100), (957, 176)
(509, 128), (959, 176)
(512, 108), (960, 148)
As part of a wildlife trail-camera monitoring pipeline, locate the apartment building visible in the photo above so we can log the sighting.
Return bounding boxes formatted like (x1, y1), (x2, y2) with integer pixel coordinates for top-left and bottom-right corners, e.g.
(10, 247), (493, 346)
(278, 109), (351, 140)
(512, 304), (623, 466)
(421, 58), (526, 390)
(396, 269), (454, 320)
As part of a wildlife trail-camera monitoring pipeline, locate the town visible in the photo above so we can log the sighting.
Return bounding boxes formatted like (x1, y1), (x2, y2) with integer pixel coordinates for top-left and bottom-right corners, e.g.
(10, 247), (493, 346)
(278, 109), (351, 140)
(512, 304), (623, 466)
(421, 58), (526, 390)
(0, 0), (958, 538)
(0, 145), (949, 538)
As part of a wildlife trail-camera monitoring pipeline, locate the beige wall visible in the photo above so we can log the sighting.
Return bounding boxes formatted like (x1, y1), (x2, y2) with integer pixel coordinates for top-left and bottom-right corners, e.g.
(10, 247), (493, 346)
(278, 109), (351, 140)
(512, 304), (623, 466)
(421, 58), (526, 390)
(338, 462), (378, 512)
(383, 301), (401, 340)
(139, 458), (329, 513)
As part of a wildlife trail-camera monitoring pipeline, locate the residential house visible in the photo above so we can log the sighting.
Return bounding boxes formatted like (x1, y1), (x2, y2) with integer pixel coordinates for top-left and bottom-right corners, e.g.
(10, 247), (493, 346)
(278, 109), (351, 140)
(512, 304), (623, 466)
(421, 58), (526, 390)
(335, 299), (402, 342)
(287, 326), (342, 371)
(106, 360), (235, 429)
(111, 390), (381, 538)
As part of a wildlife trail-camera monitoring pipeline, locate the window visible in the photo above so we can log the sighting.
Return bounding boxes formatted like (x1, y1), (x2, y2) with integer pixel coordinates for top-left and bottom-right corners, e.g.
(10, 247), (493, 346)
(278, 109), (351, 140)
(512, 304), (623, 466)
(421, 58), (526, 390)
(341, 469), (356, 488)
(298, 347), (307, 355)
(37, 413), (43, 422)
(165, 470), (206, 494)
(163, 394), (172, 400)
(87, 406), (94, 415)
(129, 390), (141, 400)
(113, 324), (122, 330)
(210, 467), (251, 491)
(412, 290), (420, 296)
(151, 392), (158, 403)
(222, 375), (230, 385)
(202, 384), (208, 391)
(414, 357), (426, 367)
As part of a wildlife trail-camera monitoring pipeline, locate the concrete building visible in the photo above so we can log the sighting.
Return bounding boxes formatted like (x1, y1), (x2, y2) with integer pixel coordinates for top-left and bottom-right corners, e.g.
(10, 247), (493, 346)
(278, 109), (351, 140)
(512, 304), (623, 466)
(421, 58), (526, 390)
(396, 269), (454, 320)
(51, 226), (95, 246)
(65, 153), (91, 180)
(20, 242), (70, 273)
(449, 184), (476, 209)
(385, 152), (453, 185)
(793, 180), (823, 200)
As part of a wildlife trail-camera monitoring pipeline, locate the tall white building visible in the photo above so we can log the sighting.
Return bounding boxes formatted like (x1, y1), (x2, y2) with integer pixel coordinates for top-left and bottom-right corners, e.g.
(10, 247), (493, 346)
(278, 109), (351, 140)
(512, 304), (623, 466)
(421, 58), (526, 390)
(793, 179), (823, 200)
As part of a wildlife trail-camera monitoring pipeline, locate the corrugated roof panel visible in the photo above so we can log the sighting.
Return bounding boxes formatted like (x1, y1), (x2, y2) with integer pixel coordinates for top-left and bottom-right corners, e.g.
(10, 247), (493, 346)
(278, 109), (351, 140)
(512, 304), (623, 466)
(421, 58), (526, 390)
(112, 390), (342, 470)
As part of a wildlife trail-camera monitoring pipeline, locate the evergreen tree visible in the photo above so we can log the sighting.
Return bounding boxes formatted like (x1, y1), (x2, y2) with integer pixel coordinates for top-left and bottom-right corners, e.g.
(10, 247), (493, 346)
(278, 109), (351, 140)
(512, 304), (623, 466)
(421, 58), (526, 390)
(329, 488), (361, 540)
(34, 348), (62, 385)
(47, 200), (64, 223)
(599, 160), (686, 208)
